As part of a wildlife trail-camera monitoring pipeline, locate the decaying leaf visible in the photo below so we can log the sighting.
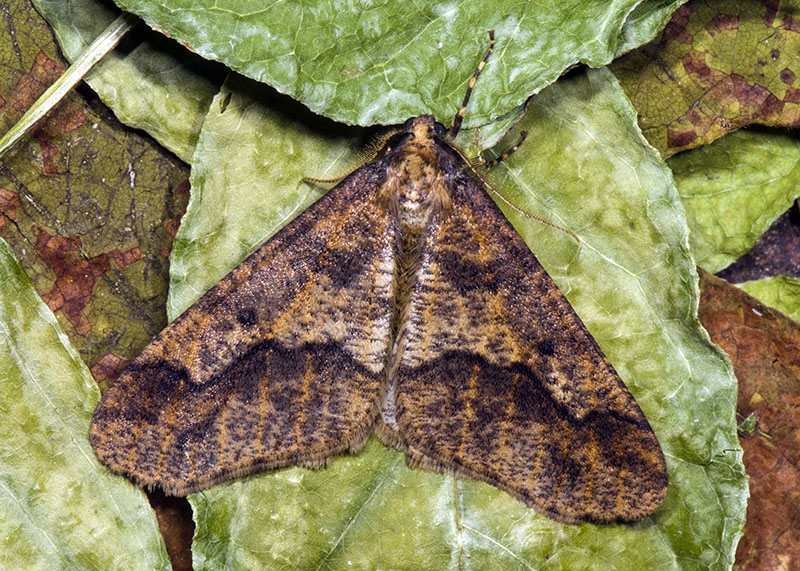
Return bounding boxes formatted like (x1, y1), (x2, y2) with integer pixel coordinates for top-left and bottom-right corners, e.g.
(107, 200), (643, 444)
(612, 0), (800, 157)
(699, 270), (800, 570)
(0, 238), (169, 569)
(0, 0), (189, 382)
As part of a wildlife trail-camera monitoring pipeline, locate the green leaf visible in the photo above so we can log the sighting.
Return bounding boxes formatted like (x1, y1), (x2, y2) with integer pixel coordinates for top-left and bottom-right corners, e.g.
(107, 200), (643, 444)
(0, 238), (169, 570)
(110, 0), (683, 128)
(737, 412), (757, 435)
(616, 0), (688, 55)
(669, 127), (800, 273)
(738, 275), (800, 323)
(172, 68), (746, 569)
(32, 0), (224, 161)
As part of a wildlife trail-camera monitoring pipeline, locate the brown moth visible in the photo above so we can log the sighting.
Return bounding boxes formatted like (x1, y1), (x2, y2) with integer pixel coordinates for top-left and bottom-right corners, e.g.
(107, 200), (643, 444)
(90, 33), (667, 524)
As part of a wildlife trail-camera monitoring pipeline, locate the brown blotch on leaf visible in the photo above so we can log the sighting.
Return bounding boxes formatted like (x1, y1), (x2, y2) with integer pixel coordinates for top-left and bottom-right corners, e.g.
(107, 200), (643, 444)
(0, 187), (22, 228)
(108, 246), (142, 269)
(764, 0), (780, 27)
(663, 4), (693, 44)
(7, 51), (64, 117)
(707, 14), (739, 37)
(784, 13), (800, 34)
(91, 353), (131, 383)
(667, 129), (698, 149)
(682, 51), (712, 79)
(612, 1), (800, 157)
(786, 87), (800, 104)
(36, 228), (109, 335)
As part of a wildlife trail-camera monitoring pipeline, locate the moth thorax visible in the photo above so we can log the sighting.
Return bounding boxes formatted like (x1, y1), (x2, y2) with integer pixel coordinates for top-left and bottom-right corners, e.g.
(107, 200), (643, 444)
(386, 150), (452, 233)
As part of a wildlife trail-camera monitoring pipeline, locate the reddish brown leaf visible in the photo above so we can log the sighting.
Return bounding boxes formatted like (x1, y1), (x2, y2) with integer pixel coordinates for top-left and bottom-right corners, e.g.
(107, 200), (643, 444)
(699, 270), (800, 569)
(147, 490), (194, 571)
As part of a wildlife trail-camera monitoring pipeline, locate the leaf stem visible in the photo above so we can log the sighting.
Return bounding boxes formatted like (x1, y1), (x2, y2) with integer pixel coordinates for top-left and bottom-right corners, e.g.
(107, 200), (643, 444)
(0, 12), (140, 159)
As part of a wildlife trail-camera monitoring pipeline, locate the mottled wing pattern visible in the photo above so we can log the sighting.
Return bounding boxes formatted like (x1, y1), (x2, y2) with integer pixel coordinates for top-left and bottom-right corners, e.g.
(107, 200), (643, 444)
(393, 172), (667, 523)
(91, 163), (397, 495)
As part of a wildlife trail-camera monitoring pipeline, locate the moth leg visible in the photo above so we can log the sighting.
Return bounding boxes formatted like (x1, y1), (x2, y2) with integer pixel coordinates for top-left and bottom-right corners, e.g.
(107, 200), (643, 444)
(483, 130), (528, 168)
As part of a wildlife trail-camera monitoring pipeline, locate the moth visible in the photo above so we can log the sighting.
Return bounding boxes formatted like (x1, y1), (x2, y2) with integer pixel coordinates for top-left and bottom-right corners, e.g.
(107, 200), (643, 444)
(90, 33), (667, 524)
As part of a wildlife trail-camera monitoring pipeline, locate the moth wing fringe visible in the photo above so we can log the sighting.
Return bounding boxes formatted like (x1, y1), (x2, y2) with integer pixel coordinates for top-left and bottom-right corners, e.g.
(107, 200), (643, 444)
(403, 448), (658, 525)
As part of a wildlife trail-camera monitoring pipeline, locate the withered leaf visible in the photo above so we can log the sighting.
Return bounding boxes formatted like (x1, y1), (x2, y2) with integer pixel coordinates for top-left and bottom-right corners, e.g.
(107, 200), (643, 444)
(699, 270), (800, 569)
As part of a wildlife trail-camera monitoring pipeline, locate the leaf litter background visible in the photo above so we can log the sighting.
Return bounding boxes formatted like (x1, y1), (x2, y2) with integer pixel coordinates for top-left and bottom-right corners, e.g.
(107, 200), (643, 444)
(0, 240), (170, 569)
(0, 0), (192, 388)
(110, 0), (686, 128)
(612, 2), (800, 569)
(16, 0), (800, 568)
(698, 270), (800, 570)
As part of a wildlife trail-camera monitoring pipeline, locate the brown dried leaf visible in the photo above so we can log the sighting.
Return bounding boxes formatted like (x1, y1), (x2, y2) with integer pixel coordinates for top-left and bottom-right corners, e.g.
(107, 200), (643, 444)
(0, 0), (189, 383)
(612, 0), (800, 157)
(698, 270), (800, 569)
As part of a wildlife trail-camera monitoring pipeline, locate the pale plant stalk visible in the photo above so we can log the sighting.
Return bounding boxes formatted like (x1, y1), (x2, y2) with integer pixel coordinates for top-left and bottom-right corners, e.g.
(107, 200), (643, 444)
(0, 12), (139, 158)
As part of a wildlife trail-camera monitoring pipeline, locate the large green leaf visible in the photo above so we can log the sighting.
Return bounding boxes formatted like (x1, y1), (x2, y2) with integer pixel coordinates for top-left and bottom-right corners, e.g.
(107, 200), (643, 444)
(0, 239), (169, 570)
(31, 0), (224, 161)
(109, 0), (685, 128)
(669, 127), (800, 273)
(171, 68), (746, 569)
(30, 1), (688, 163)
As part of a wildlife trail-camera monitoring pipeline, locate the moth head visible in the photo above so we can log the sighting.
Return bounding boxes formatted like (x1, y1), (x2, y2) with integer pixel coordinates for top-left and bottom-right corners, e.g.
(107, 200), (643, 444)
(404, 115), (448, 143)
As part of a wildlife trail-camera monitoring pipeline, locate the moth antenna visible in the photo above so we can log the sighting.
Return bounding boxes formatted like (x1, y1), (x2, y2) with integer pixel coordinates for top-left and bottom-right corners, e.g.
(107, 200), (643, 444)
(449, 30), (495, 139)
(297, 127), (402, 190)
(484, 182), (580, 243)
(483, 130), (528, 168)
(449, 141), (581, 243)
